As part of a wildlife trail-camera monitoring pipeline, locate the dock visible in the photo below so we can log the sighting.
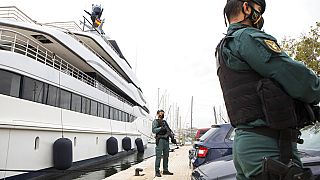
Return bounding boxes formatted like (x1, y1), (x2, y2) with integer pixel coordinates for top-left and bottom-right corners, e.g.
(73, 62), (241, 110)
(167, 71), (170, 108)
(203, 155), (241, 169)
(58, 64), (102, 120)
(104, 145), (192, 180)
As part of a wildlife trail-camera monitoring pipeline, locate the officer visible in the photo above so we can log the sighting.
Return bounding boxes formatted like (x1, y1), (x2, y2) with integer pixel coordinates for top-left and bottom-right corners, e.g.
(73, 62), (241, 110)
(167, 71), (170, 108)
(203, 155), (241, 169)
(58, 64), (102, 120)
(216, 0), (320, 179)
(152, 110), (174, 177)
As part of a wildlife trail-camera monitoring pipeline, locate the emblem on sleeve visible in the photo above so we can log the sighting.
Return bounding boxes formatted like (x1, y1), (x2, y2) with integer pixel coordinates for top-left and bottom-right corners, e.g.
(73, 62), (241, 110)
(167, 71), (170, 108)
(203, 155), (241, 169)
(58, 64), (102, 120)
(264, 39), (282, 53)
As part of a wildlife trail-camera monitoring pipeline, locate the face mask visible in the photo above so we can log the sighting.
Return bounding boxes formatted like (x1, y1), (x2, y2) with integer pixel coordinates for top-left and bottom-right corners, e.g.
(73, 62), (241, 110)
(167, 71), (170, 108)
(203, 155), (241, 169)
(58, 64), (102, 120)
(248, 4), (264, 30)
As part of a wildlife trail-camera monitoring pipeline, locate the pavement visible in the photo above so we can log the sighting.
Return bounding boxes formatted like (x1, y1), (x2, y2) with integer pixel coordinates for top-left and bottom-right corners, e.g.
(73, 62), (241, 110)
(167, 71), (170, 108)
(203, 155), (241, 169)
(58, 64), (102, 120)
(104, 145), (192, 180)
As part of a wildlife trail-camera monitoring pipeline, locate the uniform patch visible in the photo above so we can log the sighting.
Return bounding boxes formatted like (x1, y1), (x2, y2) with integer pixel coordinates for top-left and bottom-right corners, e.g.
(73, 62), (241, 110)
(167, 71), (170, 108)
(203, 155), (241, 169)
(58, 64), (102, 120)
(264, 40), (282, 53)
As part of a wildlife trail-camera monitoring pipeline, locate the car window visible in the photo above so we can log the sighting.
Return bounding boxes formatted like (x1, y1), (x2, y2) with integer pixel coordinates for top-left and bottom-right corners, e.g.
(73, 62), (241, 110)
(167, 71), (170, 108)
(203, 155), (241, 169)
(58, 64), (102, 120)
(227, 128), (236, 141)
(199, 129), (209, 137)
(298, 123), (320, 151)
(199, 128), (219, 141)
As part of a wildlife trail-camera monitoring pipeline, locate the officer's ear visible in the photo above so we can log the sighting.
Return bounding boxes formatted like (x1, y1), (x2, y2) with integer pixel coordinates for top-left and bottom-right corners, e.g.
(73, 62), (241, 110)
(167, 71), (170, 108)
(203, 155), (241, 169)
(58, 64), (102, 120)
(242, 2), (251, 16)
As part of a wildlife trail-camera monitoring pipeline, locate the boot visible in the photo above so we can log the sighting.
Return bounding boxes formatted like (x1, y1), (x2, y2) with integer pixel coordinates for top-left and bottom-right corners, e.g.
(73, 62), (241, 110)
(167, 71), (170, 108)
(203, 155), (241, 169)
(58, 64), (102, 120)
(163, 170), (174, 175)
(155, 171), (161, 177)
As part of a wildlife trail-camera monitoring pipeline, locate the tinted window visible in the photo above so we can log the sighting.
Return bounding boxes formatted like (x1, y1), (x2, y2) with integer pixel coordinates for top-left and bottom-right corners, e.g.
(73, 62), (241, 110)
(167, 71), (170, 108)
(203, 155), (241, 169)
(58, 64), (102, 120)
(0, 70), (21, 97)
(114, 108), (118, 120)
(104, 105), (110, 119)
(90, 100), (98, 116)
(124, 112), (127, 122)
(109, 107), (114, 120)
(81, 97), (90, 114)
(227, 128), (236, 141)
(97, 103), (103, 117)
(60, 89), (71, 110)
(22, 77), (45, 103)
(71, 93), (81, 112)
(45, 85), (59, 107)
(199, 128), (220, 142)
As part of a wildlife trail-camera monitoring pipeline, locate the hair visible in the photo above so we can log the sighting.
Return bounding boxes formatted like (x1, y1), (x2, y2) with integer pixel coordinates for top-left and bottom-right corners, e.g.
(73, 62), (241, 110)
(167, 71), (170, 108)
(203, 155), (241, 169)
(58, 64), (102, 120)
(224, 0), (244, 22)
(157, 109), (164, 114)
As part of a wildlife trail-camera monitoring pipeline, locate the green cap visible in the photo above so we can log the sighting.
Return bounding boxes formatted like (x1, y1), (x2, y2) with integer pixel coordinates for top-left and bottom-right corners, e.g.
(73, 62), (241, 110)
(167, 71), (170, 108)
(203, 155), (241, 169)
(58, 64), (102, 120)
(251, 0), (266, 14)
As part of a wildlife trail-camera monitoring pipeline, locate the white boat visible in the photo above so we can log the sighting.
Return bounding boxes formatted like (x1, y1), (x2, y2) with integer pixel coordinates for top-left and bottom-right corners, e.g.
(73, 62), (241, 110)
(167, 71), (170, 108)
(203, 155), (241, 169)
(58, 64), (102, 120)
(0, 5), (152, 179)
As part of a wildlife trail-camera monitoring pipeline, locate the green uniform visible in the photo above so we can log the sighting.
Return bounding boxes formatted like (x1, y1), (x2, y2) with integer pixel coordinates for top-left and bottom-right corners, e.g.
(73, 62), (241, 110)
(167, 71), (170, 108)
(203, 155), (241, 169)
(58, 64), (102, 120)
(223, 23), (320, 179)
(152, 119), (170, 172)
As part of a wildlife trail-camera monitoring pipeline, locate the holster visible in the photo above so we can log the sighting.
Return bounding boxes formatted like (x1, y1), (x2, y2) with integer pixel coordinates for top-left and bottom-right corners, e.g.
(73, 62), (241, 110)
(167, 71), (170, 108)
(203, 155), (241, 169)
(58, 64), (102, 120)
(253, 157), (314, 180)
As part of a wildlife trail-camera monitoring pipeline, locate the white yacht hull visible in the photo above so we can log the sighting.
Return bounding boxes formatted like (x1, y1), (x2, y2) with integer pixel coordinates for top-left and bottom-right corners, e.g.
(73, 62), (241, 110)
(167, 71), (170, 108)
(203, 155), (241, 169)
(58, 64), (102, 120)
(0, 94), (150, 179)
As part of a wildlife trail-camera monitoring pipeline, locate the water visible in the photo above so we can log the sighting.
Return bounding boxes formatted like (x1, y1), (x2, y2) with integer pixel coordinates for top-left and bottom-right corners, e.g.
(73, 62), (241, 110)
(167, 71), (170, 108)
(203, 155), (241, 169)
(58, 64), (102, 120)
(51, 144), (156, 180)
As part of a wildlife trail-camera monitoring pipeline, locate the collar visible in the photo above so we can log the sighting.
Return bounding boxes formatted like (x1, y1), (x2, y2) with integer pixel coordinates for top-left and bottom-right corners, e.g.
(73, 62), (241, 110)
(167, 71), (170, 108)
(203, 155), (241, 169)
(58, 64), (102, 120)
(227, 23), (250, 35)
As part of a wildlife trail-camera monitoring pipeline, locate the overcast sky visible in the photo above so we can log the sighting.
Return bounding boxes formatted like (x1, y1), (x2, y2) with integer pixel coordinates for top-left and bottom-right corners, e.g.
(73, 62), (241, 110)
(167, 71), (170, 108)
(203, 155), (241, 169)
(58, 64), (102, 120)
(2, 0), (320, 129)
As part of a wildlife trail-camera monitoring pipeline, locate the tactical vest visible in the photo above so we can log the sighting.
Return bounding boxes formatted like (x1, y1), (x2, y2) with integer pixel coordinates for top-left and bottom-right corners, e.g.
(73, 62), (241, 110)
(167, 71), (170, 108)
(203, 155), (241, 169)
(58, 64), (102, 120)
(156, 119), (167, 136)
(216, 28), (297, 129)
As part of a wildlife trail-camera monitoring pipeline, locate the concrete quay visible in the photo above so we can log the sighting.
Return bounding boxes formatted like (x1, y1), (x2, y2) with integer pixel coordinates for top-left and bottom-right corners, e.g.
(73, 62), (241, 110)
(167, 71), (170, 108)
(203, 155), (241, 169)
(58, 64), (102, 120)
(104, 145), (192, 180)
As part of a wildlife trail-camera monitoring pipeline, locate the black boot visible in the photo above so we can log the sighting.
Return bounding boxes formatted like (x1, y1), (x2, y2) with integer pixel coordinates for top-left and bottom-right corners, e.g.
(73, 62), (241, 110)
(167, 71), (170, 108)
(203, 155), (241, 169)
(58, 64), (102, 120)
(163, 170), (174, 175)
(155, 171), (161, 177)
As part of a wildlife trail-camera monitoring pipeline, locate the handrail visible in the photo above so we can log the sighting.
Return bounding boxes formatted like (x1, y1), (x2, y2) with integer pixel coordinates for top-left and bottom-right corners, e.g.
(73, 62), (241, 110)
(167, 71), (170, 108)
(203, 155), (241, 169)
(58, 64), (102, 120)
(0, 6), (35, 24)
(0, 28), (134, 107)
(43, 21), (82, 32)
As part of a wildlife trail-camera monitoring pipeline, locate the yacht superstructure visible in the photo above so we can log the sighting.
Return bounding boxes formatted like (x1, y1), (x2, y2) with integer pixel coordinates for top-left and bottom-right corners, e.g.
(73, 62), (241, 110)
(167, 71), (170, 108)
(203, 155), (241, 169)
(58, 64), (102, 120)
(0, 6), (152, 179)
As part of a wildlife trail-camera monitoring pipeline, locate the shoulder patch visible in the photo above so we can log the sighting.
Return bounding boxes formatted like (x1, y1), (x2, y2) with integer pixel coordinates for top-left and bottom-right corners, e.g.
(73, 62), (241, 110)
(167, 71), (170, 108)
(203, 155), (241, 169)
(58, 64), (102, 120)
(264, 40), (282, 53)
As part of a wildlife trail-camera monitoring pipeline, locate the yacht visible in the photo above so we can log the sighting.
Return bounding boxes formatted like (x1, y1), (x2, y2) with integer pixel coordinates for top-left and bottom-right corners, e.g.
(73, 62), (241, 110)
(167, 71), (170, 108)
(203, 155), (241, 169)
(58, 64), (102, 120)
(0, 5), (152, 179)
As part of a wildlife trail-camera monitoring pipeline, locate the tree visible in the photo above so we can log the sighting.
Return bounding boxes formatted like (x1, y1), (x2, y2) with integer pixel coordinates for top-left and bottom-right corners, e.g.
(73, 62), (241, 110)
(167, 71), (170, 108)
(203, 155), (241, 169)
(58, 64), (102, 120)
(281, 22), (320, 74)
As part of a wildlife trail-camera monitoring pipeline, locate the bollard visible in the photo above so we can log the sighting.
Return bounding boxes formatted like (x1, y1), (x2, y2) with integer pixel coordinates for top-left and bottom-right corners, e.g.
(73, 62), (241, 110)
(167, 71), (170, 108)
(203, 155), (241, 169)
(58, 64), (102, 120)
(135, 168), (143, 176)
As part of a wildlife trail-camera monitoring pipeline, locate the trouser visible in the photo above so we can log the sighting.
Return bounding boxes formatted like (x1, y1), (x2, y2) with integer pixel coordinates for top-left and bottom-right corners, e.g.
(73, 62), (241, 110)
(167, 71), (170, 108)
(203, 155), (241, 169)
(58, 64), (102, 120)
(155, 138), (169, 172)
(233, 129), (302, 180)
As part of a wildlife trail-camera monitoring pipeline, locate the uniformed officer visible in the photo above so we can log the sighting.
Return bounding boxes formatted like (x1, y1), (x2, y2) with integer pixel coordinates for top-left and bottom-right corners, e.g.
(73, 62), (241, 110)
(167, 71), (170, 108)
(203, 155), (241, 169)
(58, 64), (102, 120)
(216, 0), (320, 179)
(152, 110), (174, 177)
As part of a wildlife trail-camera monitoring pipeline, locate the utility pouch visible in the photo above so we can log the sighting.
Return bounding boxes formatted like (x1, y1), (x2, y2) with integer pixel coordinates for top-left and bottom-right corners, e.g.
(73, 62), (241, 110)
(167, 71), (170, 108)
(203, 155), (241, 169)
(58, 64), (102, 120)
(257, 78), (297, 129)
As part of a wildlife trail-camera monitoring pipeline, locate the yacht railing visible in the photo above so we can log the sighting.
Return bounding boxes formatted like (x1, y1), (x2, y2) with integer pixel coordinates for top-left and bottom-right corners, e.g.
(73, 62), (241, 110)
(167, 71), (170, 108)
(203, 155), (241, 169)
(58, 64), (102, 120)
(43, 21), (83, 32)
(0, 6), (35, 24)
(0, 28), (133, 107)
(81, 15), (122, 58)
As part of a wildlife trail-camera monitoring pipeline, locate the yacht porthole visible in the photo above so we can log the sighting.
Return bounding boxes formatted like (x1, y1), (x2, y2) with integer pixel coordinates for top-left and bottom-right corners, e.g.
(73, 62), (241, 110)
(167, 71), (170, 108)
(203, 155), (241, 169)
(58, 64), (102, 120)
(74, 137), (77, 147)
(34, 137), (40, 150)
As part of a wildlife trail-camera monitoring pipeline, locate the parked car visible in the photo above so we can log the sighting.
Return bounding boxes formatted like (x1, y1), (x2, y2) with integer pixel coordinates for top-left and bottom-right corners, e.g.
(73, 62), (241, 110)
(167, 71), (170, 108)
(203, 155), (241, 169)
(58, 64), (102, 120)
(191, 123), (320, 180)
(189, 124), (234, 168)
(195, 128), (210, 141)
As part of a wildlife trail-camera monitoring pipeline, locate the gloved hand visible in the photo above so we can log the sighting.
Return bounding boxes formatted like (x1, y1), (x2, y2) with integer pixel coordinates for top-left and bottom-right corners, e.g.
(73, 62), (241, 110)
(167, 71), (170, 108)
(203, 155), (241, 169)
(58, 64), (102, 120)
(171, 138), (177, 144)
(159, 126), (167, 134)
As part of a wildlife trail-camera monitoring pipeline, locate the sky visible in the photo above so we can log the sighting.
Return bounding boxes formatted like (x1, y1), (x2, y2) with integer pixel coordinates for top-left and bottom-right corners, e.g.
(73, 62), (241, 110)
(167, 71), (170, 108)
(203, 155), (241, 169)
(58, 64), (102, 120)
(2, 0), (320, 129)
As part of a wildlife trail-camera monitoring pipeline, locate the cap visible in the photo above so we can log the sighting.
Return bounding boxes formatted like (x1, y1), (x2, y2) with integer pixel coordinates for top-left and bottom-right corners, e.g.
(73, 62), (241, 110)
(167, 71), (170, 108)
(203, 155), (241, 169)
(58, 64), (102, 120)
(251, 0), (266, 14)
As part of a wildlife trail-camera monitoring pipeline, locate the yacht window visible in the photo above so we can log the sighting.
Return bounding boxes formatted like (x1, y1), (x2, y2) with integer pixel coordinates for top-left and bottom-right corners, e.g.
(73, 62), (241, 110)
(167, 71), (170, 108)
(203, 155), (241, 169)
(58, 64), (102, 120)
(0, 70), (21, 97)
(60, 89), (71, 110)
(31, 35), (53, 44)
(109, 107), (114, 120)
(90, 100), (98, 116)
(125, 113), (129, 122)
(97, 103), (104, 117)
(120, 111), (124, 121)
(71, 93), (81, 112)
(46, 85), (59, 107)
(104, 105), (110, 119)
(22, 77), (45, 103)
(114, 108), (119, 121)
(81, 97), (90, 114)
(120, 111), (123, 121)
